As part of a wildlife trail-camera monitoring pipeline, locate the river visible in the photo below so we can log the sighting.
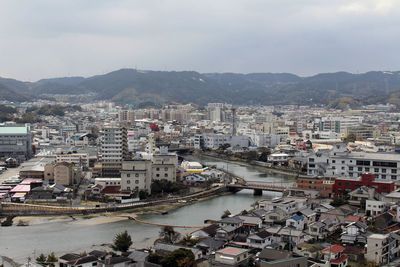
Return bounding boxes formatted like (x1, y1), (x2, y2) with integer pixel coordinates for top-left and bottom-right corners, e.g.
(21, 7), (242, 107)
(0, 156), (292, 263)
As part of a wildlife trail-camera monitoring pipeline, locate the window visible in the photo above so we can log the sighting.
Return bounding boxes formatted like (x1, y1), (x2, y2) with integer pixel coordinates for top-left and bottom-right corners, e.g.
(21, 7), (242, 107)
(342, 160), (345, 164)
(164, 167), (168, 171)
(365, 167), (370, 172)
(332, 160), (336, 163)
(156, 167), (160, 171)
(392, 176), (397, 180)
(127, 174), (130, 177)
(164, 173), (168, 177)
(156, 174), (160, 177)
(382, 169), (387, 173)
(382, 175), (386, 179)
(375, 168), (379, 173)
(127, 186), (130, 190)
(349, 167), (353, 171)
(392, 169), (397, 174)
(135, 174), (139, 177)
(127, 180), (130, 184)
(309, 158), (314, 162)
(135, 180), (139, 184)
(358, 167), (362, 171)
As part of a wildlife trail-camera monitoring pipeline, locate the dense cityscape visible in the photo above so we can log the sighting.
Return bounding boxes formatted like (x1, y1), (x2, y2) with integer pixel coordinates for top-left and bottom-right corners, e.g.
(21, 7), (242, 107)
(2, 0), (400, 266)
(0, 99), (400, 266)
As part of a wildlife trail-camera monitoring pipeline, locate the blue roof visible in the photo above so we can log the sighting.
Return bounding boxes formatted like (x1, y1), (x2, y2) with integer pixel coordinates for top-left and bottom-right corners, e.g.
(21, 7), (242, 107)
(291, 215), (304, 221)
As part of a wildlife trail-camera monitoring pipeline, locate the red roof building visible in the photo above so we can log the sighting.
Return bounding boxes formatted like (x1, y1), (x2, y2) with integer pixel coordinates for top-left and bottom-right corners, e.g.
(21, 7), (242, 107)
(333, 173), (395, 195)
(321, 245), (348, 267)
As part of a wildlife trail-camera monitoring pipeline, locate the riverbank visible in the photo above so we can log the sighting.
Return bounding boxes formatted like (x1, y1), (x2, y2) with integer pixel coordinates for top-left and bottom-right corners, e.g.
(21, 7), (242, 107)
(6, 190), (233, 227)
(192, 152), (301, 178)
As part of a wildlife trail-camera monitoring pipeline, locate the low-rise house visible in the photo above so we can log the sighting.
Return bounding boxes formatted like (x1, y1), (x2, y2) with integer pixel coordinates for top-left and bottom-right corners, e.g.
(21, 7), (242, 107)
(258, 197), (307, 214)
(238, 215), (262, 232)
(348, 186), (380, 209)
(63, 255), (99, 267)
(320, 245), (348, 267)
(286, 214), (305, 230)
(191, 224), (219, 239)
(219, 216), (244, 228)
(252, 209), (268, 221)
(59, 254), (82, 267)
(246, 230), (272, 249)
(374, 211), (398, 231)
(196, 237), (225, 255)
(215, 225), (238, 241)
(294, 243), (324, 259)
(214, 247), (248, 266)
(257, 248), (307, 267)
(98, 256), (132, 267)
(277, 226), (305, 246)
(366, 199), (389, 216)
(298, 208), (317, 226)
(341, 221), (368, 244)
(264, 208), (288, 225)
(308, 218), (339, 240)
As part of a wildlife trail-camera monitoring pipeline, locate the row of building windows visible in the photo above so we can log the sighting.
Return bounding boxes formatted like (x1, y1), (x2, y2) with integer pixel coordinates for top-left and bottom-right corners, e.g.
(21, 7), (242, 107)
(126, 180), (139, 184)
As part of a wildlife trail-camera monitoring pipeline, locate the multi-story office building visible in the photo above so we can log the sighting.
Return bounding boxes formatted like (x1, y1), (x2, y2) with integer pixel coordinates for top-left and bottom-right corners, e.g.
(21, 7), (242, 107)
(0, 123), (32, 161)
(100, 126), (128, 177)
(307, 143), (400, 180)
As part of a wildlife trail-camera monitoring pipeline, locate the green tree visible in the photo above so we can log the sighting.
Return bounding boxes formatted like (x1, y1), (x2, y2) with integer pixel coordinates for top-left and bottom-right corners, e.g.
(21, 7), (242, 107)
(160, 226), (180, 244)
(46, 252), (58, 267)
(160, 248), (195, 267)
(138, 190), (147, 200)
(221, 209), (231, 219)
(36, 254), (47, 266)
(112, 230), (133, 252)
(147, 253), (162, 264)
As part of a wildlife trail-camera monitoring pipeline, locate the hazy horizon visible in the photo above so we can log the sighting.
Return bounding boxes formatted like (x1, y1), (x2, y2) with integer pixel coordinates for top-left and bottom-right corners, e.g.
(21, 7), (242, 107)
(1, 0), (399, 81)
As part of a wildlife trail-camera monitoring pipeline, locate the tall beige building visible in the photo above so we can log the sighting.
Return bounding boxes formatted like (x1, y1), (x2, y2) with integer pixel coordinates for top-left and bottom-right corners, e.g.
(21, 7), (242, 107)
(100, 126), (129, 177)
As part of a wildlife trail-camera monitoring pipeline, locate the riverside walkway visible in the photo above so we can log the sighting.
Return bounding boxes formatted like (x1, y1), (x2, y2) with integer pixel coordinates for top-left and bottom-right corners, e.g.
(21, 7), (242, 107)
(0, 186), (225, 216)
(117, 215), (204, 228)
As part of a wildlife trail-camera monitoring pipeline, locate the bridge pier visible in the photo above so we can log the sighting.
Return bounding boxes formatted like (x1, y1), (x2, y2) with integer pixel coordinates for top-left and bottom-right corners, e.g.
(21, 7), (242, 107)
(253, 189), (263, 196)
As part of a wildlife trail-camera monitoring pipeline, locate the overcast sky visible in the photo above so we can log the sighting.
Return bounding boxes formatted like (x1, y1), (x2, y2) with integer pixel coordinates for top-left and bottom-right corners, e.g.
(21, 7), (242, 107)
(1, 0), (400, 81)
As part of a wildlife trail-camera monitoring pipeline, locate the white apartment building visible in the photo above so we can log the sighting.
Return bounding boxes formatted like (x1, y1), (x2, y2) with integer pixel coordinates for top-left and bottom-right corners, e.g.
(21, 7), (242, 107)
(248, 132), (280, 148)
(195, 134), (249, 149)
(307, 143), (400, 180)
(100, 126), (128, 177)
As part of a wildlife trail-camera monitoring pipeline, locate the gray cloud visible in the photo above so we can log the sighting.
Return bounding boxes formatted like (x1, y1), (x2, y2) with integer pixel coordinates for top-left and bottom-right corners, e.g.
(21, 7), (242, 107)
(0, 0), (399, 81)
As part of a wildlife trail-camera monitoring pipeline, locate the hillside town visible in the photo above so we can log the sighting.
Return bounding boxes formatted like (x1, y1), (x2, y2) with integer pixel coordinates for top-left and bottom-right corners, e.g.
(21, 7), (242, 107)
(2, 101), (400, 266)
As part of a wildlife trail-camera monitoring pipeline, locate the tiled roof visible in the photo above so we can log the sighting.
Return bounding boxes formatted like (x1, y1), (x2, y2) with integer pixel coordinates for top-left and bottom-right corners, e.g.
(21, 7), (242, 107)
(322, 245), (345, 254)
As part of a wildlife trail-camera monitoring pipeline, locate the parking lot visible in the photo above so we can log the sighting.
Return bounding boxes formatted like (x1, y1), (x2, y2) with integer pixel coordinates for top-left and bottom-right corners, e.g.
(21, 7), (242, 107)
(0, 166), (22, 184)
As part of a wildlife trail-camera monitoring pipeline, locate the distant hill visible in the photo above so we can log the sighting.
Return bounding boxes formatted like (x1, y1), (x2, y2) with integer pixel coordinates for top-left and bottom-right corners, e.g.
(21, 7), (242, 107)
(1, 69), (400, 106)
(0, 82), (29, 102)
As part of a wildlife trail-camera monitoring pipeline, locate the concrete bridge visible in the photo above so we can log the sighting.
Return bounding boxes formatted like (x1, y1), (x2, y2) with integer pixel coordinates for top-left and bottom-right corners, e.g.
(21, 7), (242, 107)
(226, 180), (294, 195)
